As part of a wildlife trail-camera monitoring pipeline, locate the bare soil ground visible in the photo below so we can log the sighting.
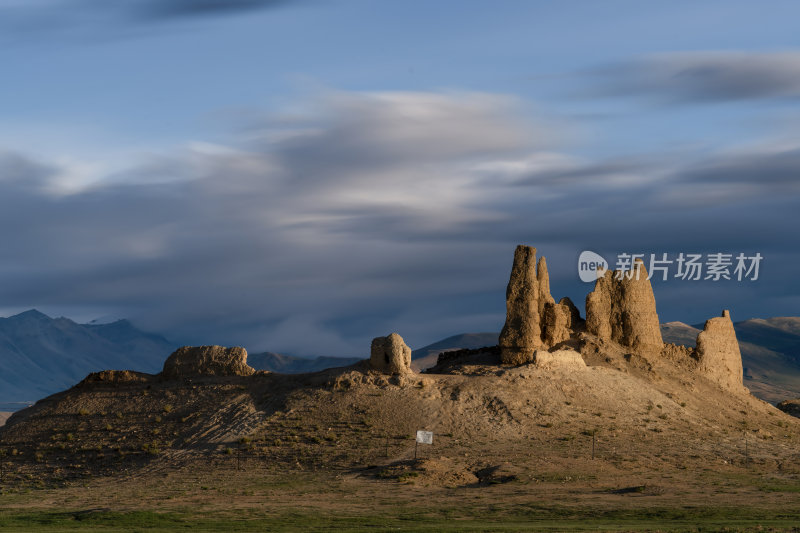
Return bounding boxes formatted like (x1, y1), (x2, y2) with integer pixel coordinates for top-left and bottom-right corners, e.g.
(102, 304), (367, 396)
(3, 335), (800, 530)
(0, 413), (9, 427)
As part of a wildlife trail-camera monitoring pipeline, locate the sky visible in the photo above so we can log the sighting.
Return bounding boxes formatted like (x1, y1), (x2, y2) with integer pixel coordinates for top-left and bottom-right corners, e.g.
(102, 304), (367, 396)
(0, 0), (798, 356)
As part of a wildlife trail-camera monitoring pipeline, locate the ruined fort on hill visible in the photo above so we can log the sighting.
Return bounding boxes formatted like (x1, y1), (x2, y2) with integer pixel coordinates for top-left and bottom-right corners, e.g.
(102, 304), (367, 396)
(492, 245), (745, 392)
(135, 244), (745, 393)
(0, 244), (792, 494)
(367, 245), (745, 395)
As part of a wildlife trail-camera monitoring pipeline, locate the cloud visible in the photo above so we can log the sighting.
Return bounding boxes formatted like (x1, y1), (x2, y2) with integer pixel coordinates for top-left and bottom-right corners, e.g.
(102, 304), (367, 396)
(0, 89), (798, 357)
(584, 51), (800, 104)
(0, 150), (56, 187)
(136, 0), (297, 21)
(677, 146), (800, 190)
(0, 0), (302, 41)
(0, 91), (542, 355)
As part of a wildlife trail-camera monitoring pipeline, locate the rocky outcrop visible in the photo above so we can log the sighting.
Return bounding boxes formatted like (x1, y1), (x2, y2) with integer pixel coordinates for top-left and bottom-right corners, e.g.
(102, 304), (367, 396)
(543, 297), (583, 346)
(543, 302), (571, 346)
(498, 245), (744, 395)
(80, 370), (152, 385)
(660, 342), (694, 364)
(585, 272), (613, 341)
(499, 245), (543, 364)
(559, 297), (583, 328)
(370, 333), (412, 374)
(162, 346), (255, 379)
(585, 260), (663, 353)
(500, 246), (584, 364)
(696, 310), (744, 392)
(532, 349), (586, 370)
(536, 256), (555, 319)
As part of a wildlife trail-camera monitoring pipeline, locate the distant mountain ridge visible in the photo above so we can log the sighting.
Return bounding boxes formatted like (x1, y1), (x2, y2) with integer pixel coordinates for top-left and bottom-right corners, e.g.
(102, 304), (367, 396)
(0, 310), (177, 404)
(0, 310), (361, 405)
(410, 332), (499, 372)
(247, 352), (361, 374)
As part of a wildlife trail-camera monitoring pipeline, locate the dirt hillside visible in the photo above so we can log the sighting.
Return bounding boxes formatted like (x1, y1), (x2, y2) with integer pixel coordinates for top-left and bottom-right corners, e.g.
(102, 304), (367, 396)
(1, 332), (798, 492)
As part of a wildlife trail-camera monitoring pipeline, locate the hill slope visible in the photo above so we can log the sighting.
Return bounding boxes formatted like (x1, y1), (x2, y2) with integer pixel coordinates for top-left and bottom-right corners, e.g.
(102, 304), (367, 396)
(0, 310), (177, 403)
(3, 333), (800, 496)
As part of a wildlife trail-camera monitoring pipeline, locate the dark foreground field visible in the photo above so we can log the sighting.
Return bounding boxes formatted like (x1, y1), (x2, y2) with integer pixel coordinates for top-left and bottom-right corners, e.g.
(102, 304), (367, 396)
(3, 459), (800, 532)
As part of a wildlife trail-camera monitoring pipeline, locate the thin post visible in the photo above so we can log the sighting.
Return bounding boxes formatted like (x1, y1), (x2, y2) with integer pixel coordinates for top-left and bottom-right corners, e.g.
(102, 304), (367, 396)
(385, 435), (389, 458)
(592, 432), (596, 460)
(414, 439), (418, 461)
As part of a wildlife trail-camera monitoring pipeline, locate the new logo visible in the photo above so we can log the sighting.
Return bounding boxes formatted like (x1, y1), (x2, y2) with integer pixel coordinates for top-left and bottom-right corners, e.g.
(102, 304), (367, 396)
(578, 250), (608, 283)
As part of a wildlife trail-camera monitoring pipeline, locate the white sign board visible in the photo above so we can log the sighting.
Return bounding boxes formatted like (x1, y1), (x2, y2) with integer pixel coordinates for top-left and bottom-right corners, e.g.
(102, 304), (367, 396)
(416, 430), (433, 445)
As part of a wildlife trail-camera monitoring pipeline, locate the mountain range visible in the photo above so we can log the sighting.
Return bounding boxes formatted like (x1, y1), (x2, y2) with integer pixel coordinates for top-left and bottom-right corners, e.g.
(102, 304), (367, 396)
(0, 310), (362, 406)
(247, 352), (361, 374)
(0, 310), (176, 405)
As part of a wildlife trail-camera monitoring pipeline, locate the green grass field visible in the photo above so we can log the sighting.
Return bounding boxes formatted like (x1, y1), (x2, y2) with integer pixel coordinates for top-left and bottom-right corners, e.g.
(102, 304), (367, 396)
(0, 506), (798, 532)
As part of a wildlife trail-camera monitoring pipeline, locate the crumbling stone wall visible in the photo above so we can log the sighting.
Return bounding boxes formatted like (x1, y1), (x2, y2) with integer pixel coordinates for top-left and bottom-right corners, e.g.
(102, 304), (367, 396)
(370, 333), (412, 374)
(696, 310), (744, 392)
(162, 346), (255, 378)
(585, 260), (663, 353)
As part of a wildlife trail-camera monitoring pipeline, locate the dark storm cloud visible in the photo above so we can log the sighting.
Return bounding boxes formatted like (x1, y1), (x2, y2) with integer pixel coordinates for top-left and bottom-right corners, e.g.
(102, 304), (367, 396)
(0, 90), (797, 356)
(677, 147), (800, 189)
(264, 91), (531, 186)
(0, 0), (301, 40)
(512, 159), (650, 187)
(584, 51), (800, 103)
(136, 0), (297, 21)
(0, 150), (56, 186)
